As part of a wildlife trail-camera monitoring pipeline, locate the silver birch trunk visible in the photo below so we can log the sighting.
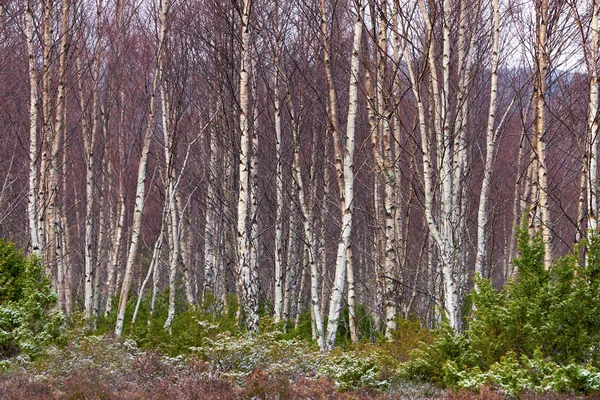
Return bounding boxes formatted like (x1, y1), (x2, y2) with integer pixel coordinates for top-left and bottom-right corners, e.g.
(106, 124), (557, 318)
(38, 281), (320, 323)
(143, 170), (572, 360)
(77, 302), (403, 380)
(79, 0), (102, 321)
(273, 8), (284, 320)
(203, 114), (217, 300)
(163, 84), (180, 332)
(588, 1), (599, 233)
(132, 214), (166, 326)
(294, 250), (307, 329)
(283, 196), (297, 325)
(289, 92), (325, 349)
(536, 0), (552, 269)
(49, 0), (70, 315)
(249, 55), (260, 323)
(115, 0), (167, 336)
(325, 0), (364, 350)
(26, 0), (40, 256)
(346, 245), (357, 343)
(236, 0), (259, 332)
(474, 0), (500, 281)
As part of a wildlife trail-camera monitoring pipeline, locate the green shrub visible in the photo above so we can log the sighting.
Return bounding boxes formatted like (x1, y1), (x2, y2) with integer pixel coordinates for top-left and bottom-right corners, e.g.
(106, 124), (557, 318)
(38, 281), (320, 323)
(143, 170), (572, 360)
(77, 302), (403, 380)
(0, 240), (65, 359)
(319, 345), (391, 391)
(404, 222), (600, 395)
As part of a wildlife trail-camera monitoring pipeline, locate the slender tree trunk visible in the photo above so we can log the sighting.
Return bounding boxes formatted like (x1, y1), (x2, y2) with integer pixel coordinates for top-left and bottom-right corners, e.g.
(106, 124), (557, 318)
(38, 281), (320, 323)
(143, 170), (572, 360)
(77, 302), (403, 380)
(283, 196), (297, 325)
(288, 91), (325, 349)
(163, 84), (180, 332)
(346, 245), (357, 342)
(26, 0), (40, 257)
(294, 250), (308, 329)
(273, 5), (284, 321)
(203, 111), (218, 300)
(474, 0), (500, 281)
(115, 0), (168, 336)
(133, 213), (166, 326)
(535, 0), (552, 269)
(325, 0), (364, 350)
(588, 1), (599, 233)
(236, 0), (259, 333)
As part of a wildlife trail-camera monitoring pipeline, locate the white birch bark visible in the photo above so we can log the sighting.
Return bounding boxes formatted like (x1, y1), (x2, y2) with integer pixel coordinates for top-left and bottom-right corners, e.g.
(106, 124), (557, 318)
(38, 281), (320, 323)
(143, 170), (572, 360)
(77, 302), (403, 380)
(178, 193), (195, 305)
(273, 4), (284, 321)
(368, 0), (398, 338)
(404, 42), (456, 328)
(325, 0), (364, 350)
(77, 0), (103, 322)
(236, 0), (259, 332)
(282, 197), (296, 325)
(39, 0), (54, 269)
(203, 112), (217, 300)
(474, 0), (500, 281)
(162, 83), (180, 332)
(346, 245), (357, 343)
(47, 0), (70, 315)
(132, 211), (166, 326)
(535, 0), (552, 269)
(288, 91), (325, 349)
(320, 127), (330, 319)
(249, 55), (260, 323)
(588, 1), (599, 233)
(115, 0), (168, 336)
(25, 0), (40, 256)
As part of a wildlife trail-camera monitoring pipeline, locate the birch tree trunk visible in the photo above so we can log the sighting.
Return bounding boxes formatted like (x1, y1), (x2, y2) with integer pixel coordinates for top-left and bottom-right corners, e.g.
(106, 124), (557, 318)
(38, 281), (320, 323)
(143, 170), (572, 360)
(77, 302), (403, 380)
(133, 210), (166, 326)
(366, 0), (398, 338)
(115, 0), (168, 336)
(249, 55), (260, 325)
(288, 90), (325, 349)
(346, 245), (357, 343)
(203, 111), (218, 301)
(163, 83), (180, 332)
(535, 0), (552, 269)
(325, 0), (364, 350)
(236, 0), (259, 333)
(77, 0), (103, 323)
(273, 3), (284, 321)
(25, 0), (40, 257)
(587, 0), (599, 234)
(474, 0), (500, 281)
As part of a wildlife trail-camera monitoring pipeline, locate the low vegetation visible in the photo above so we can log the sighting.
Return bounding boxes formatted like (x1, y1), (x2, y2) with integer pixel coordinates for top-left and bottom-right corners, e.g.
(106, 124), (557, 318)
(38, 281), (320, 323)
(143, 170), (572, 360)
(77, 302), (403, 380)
(2, 229), (600, 398)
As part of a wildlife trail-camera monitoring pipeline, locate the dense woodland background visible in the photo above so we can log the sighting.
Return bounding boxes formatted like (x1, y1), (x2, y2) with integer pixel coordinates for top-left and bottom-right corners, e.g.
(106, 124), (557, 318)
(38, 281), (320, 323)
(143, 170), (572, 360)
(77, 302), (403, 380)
(0, 0), (598, 351)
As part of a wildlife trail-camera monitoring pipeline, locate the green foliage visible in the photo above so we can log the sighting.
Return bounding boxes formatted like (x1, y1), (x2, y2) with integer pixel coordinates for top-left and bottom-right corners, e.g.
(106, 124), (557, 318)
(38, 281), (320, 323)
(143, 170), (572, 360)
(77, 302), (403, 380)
(444, 350), (600, 396)
(0, 240), (65, 359)
(319, 345), (391, 391)
(470, 227), (600, 369)
(98, 289), (241, 356)
(406, 223), (600, 395)
(403, 324), (477, 386)
(190, 324), (324, 382)
(31, 329), (140, 378)
(382, 317), (432, 364)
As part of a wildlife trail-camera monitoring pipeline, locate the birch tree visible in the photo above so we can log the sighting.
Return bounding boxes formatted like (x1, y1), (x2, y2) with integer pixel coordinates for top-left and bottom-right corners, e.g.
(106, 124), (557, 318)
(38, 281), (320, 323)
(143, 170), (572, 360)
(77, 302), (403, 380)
(272, 0), (285, 322)
(115, 0), (169, 336)
(533, 0), (552, 269)
(25, 0), (40, 257)
(236, 0), (259, 333)
(586, 1), (599, 233)
(474, 0), (501, 280)
(325, 0), (365, 350)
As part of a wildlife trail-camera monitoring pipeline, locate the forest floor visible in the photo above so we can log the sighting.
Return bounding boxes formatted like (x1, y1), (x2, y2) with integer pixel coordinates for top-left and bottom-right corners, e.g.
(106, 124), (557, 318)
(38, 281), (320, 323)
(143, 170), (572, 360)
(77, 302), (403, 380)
(2, 347), (599, 400)
(2, 367), (600, 399)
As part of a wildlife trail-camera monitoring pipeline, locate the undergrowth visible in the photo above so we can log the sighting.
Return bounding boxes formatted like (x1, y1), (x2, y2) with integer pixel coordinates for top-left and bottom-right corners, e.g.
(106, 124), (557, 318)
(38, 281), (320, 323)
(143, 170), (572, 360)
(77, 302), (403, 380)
(3, 224), (600, 397)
